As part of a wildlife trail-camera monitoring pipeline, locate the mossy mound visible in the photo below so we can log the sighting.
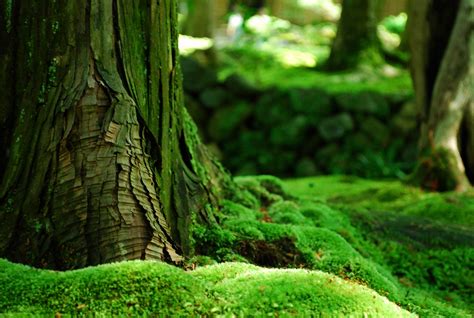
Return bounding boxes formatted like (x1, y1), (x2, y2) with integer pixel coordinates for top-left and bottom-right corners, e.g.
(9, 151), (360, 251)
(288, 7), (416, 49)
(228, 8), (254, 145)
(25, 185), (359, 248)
(1, 175), (472, 316)
(191, 175), (473, 317)
(194, 263), (414, 317)
(0, 259), (207, 316)
(0, 259), (413, 317)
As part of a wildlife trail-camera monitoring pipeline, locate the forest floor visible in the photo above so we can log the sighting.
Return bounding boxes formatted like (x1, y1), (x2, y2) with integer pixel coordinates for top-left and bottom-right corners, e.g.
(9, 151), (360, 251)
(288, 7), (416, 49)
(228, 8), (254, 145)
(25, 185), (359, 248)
(1, 176), (472, 316)
(2, 15), (471, 317)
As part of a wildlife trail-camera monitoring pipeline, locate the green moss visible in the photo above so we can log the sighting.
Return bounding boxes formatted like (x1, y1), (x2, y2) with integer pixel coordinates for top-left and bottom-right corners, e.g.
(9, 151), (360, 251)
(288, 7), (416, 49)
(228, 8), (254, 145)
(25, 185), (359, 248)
(219, 46), (413, 95)
(282, 176), (474, 315)
(3, 175), (472, 316)
(0, 259), (414, 317)
(0, 259), (207, 316)
(221, 199), (258, 221)
(204, 264), (414, 317)
(192, 224), (236, 259)
(285, 175), (474, 226)
(5, 0), (13, 33)
(234, 176), (284, 207)
(191, 175), (473, 316)
(268, 200), (306, 225)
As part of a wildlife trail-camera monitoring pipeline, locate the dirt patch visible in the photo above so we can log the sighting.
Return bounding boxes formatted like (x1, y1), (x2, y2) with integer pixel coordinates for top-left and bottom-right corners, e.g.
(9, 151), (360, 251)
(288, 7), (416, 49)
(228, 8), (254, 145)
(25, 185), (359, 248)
(236, 237), (306, 268)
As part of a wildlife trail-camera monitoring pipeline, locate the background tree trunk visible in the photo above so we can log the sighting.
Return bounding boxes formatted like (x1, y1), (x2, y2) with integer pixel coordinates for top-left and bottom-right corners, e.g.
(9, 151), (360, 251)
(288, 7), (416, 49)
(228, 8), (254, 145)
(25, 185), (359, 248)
(326, 0), (383, 70)
(0, 0), (228, 269)
(408, 0), (473, 191)
(380, 0), (407, 18)
(183, 0), (215, 38)
(182, 0), (218, 65)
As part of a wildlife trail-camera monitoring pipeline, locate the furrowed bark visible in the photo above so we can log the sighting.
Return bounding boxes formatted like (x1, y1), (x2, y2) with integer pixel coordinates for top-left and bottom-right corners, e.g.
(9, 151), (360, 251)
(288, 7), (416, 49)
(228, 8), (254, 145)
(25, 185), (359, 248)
(0, 0), (227, 269)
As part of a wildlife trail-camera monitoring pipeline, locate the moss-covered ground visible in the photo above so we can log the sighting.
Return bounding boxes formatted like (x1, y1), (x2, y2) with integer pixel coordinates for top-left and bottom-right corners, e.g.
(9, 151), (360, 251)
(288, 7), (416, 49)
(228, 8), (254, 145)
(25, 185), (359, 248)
(219, 45), (413, 95)
(1, 176), (472, 316)
(0, 259), (413, 316)
(192, 176), (473, 317)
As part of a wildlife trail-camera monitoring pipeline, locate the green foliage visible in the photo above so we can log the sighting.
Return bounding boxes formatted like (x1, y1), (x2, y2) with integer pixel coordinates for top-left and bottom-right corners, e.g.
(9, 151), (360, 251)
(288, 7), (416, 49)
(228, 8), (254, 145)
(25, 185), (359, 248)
(381, 13), (408, 36)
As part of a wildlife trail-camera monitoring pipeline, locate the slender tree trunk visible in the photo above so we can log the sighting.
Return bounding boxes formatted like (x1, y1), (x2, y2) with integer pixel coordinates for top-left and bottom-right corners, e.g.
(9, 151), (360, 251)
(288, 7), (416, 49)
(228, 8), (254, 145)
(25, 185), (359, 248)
(0, 0), (228, 269)
(183, 0), (215, 38)
(182, 0), (218, 65)
(326, 0), (383, 70)
(408, 0), (473, 191)
(380, 0), (407, 18)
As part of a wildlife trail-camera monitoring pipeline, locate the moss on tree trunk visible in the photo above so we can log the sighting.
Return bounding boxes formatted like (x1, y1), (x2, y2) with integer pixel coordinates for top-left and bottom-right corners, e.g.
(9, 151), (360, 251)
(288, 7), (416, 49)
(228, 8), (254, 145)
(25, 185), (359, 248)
(326, 0), (383, 70)
(0, 0), (230, 269)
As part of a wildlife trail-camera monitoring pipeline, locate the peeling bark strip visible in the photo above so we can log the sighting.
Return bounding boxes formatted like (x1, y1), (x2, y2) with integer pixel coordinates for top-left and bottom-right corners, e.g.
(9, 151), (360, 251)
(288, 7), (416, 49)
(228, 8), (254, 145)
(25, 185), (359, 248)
(52, 65), (180, 267)
(0, 0), (226, 269)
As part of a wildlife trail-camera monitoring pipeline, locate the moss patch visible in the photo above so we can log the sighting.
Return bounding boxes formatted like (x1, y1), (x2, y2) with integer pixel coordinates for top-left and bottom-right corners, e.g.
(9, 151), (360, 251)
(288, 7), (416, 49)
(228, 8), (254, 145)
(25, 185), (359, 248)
(0, 259), (413, 317)
(2, 175), (472, 316)
(191, 175), (473, 317)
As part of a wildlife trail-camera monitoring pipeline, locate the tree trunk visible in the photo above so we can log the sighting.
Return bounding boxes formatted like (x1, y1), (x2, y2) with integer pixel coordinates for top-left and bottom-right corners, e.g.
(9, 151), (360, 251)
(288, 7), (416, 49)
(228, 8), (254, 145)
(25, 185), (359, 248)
(408, 0), (473, 191)
(380, 0), (407, 18)
(182, 0), (218, 65)
(0, 0), (228, 269)
(326, 0), (383, 70)
(183, 0), (215, 38)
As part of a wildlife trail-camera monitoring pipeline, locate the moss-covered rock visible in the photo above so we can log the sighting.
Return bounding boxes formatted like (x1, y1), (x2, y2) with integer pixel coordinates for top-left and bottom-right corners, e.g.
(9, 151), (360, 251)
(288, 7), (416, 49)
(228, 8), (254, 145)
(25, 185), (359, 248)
(182, 57), (417, 179)
(360, 116), (391, 146)
(254, 90), (293, 127)
(318, 112), (354, 141)
(199, 87), (228, 108)
(207, 102), (252, 141)
(289, 87), (332, 118)
(269, 115), (310, 147)
(335, 91), (390, 118)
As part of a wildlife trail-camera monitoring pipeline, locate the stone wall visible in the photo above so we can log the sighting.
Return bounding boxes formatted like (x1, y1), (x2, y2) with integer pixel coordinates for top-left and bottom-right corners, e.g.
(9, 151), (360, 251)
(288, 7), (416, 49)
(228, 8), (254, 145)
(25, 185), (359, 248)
(182, 57), (417, 178)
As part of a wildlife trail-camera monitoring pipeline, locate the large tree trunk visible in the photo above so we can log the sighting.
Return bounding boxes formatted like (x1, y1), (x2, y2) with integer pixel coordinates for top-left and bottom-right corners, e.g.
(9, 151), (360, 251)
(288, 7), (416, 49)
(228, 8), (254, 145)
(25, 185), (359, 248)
(326, 0), (383, 70)
(0, 0), (228, 269)
(408, 0), (473, 191)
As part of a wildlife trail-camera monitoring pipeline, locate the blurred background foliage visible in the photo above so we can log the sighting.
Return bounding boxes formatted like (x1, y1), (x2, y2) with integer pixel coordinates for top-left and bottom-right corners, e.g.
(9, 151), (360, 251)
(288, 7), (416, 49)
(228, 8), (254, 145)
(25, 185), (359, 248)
(178, 0), (415, 180)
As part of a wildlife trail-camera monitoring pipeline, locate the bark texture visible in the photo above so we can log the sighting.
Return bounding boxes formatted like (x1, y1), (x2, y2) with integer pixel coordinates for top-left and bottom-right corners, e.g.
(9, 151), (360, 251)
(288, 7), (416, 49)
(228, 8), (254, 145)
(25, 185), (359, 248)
(0, 0), (227, 269)
(326, 0), (382, 70)
(408, 0), (473, 191)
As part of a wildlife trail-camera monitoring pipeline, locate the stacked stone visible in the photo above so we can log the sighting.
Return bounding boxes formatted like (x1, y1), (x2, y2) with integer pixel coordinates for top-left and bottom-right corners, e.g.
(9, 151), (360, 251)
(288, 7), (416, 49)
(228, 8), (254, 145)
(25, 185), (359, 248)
(181, 57), (417, 178)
